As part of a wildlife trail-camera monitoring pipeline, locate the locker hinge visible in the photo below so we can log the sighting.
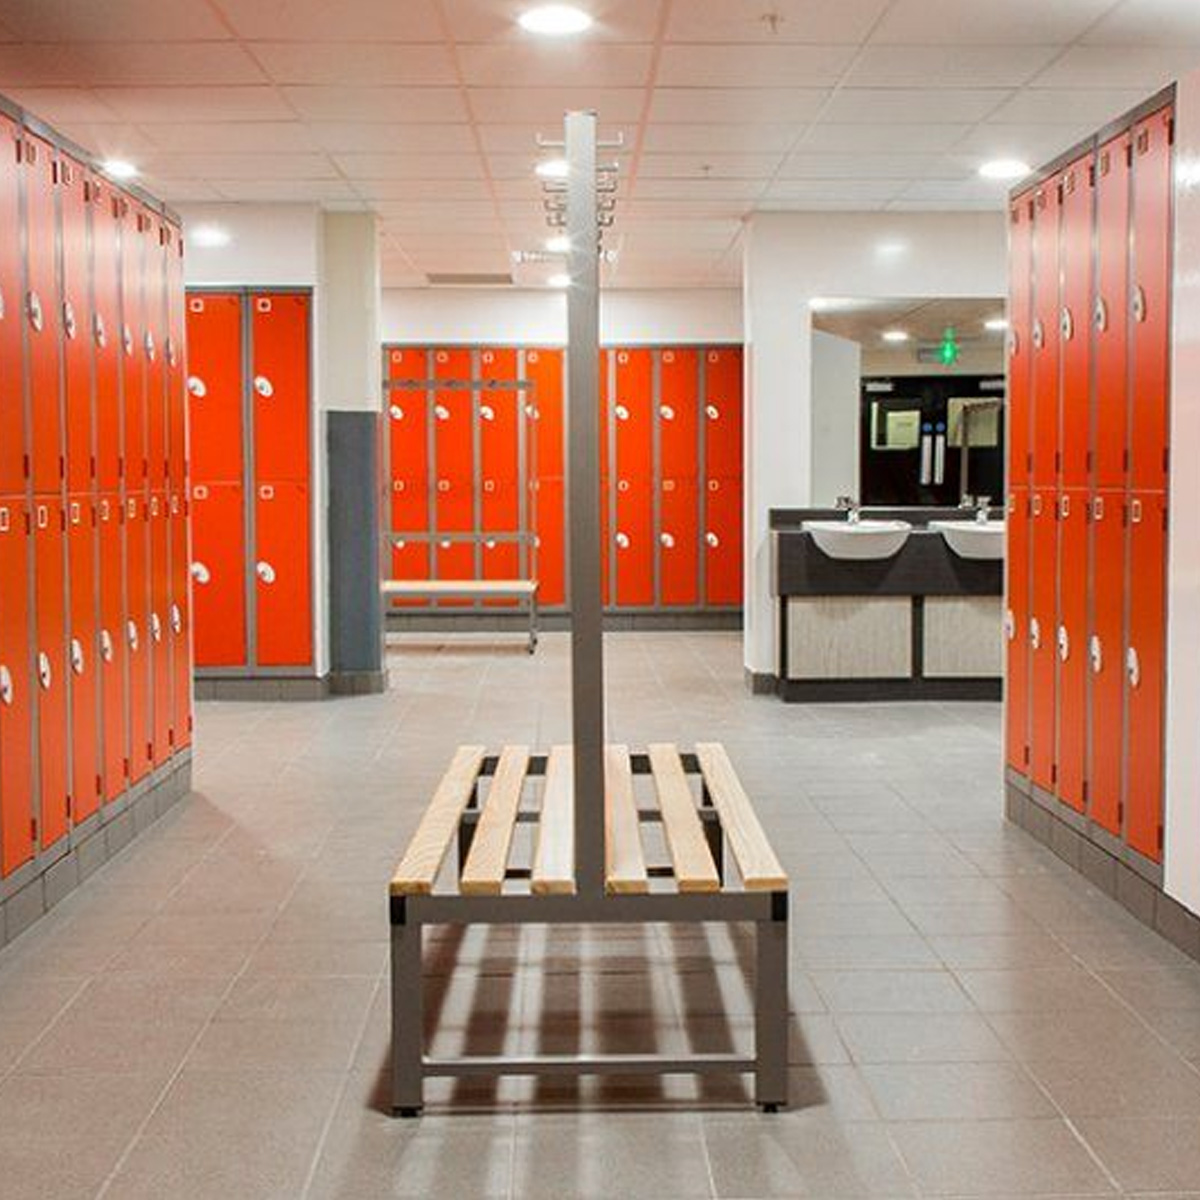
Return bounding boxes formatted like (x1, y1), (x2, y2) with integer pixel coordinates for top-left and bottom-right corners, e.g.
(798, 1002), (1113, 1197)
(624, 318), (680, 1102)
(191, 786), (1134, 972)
(1086, 450), (1094, 474)
(1026, 451), (1033, 475)
(1126, 143), (1134, 167)
(95, 774), (102, 797)
(1123, 448), (1130, 472)
(1117, 801), (1125, 825)
(1158, 825), (1165, 852)
(29, 818), (37, 842)
(1023, 747), (1029, 766)
(65, 795), (72, 820)
(1168, 117), (1176, 146)
(1082, 780), (1089, 804)
(1051, 763), (1058, 784)
(1088, 162), (1096, 188)
(1055, 451), (1061, 474)
(123, 756), (130, 778)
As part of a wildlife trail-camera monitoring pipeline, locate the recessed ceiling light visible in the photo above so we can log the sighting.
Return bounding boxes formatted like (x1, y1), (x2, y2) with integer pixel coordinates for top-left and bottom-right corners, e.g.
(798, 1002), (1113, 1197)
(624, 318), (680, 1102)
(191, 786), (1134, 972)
(536, 158), (569, 180)
(882, 330), (910, 343)
(876, 240), (907, 257)
(548, 273), (571, 288)
(189, 224), (231, 249)
(545, 234), (571, 254)
(984, 316), (1008, 332)
(979, 158), (1031, 181)
(101, 158), (138, 180)
(518, 5), (593, 36)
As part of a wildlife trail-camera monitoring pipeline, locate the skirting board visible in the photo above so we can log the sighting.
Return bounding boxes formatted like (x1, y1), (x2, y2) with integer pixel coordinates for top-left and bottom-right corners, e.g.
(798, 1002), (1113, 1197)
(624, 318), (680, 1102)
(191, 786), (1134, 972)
(194, 676), (331, 701)
(386, 611), (743, 633)
(1, 755), (193, 949)
(1006, 781), (1200, 963)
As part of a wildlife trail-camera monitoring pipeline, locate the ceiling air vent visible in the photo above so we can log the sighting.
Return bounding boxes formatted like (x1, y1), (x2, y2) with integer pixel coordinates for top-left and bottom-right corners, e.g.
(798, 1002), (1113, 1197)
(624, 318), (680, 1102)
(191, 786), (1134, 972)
(426, 272), (513, 287)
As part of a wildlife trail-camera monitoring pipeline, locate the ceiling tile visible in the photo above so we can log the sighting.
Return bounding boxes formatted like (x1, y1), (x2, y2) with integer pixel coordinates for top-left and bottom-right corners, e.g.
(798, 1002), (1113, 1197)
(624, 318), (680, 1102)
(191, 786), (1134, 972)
(649, 88), (830, 124)
(282, 86), (468, 122)
(365, 178), (491, 200)
(149, 181), (228, 202)
(637, 153), (784, 180)
(1, 87), (121, 123)
(819, 88), (1011, 123)
(869, 0), (1111, 45)
(139, 152), (337, 180)
(97, 86), (295, 122)
(46, 121), (158, 158)
(142, 122), (321, 153)
(985, 88), (1151, 125)
(656, 43), (856, 88)
(642, 123), (804, 154)
(631, 178), (765, 201)
(334, 153), (484, 180)
(1030, 44), (1200, 90)
(0, 0), (232, 41)
(466, 87), (645, 124)
(666, 0), (890, 44)
(438, 0), (660, 43)
(486, 151), (631, 181)
(0, 42), (266, 87)
(1083, 0), (1200, 46)
(477, 123), (632, 153)
(843, 45), (1057, 89)
(895, 177), (1012, 203)
(953, 123), (1098, 164)
(777, 152), (963, 180)
(218, 0), (443, 40)
(207, 178), (360, 201)
(308, 123), (478, 153)
(457, 42), (652, 87)
(252, 41), (456, 86)
(796, 123), (973, 152)
(759, 178), (909, 203)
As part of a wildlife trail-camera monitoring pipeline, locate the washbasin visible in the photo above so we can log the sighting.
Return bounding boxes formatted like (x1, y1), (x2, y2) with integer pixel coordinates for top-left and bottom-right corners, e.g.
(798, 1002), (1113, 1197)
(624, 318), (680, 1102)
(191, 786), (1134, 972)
(929, 519), (1006, 561)
(802, 519), (912, 560)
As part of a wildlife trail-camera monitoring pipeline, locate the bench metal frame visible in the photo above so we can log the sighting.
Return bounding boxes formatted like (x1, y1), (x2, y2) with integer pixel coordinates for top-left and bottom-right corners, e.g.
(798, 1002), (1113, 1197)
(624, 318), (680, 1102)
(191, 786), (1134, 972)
(382, 580), (538, 653)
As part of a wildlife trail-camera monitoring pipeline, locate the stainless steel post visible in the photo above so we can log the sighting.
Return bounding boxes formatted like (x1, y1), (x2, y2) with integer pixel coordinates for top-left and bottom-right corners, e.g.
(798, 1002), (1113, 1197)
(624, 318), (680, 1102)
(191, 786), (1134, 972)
(565, 110), (606, 898)
(391, 904), (424, 1115)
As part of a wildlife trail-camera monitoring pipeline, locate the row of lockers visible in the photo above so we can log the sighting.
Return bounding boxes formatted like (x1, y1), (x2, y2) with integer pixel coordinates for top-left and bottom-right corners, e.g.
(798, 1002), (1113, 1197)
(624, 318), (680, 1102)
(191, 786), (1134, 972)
(384, 344), (744, 610)
(0, 101), (193, 881)
(1004, 99), (1173, 864)
(185, 291), (314, 671)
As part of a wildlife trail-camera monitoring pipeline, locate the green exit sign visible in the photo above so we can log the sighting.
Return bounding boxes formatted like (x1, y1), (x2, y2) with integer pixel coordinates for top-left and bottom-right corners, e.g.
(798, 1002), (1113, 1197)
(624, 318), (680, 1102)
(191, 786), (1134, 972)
(939, 327), (960, 366)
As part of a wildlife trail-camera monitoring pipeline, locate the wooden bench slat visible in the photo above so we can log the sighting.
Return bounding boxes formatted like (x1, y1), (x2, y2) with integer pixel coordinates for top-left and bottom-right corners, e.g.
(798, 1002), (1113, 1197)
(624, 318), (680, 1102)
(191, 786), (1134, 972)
(604, 744), (648, 895)
(391, 745), (487, 896)
(647, 743), (720, 893)
(532, 745), (575, 895)
(460, 746), (530, 896)
(695, 743), (788, 891)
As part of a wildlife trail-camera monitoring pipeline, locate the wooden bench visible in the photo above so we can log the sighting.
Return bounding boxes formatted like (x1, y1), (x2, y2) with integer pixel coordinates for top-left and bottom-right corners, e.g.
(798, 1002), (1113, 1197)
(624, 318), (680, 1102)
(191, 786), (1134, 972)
(382, 579), (538, 653)
(388, 741), (790, 1114)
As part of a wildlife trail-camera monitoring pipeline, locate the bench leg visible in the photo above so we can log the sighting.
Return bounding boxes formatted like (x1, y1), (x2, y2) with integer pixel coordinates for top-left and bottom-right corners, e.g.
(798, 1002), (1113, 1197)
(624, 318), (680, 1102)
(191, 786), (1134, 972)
(754, 897), (789, 1112)
(391, 910), (424, 1117)
(528, 594), (538, 654)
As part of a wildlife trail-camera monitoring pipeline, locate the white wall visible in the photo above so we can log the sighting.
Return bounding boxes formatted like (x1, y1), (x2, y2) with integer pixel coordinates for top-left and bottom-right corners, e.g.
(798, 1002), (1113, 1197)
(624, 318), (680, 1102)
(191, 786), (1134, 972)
(380, 286), (742, 345)
(810, 330), (862, 507)
(742, 211), (1007, 677)
(1165, 68), (1200, 918)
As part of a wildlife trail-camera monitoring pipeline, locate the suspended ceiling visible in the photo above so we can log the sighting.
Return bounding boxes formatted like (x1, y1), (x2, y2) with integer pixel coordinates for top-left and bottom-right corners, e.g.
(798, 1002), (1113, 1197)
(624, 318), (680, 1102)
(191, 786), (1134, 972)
(0, 0), (1196, 288)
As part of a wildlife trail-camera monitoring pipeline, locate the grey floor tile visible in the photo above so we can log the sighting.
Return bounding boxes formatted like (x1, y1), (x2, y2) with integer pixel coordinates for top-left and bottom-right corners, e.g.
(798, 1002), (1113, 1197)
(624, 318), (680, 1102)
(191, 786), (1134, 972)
(1074, 1116), (1200, 1192)
(811, 969), (974, 1015)
(835, 1012), (1012, 1064)
(859, 1061), (1055, 1121)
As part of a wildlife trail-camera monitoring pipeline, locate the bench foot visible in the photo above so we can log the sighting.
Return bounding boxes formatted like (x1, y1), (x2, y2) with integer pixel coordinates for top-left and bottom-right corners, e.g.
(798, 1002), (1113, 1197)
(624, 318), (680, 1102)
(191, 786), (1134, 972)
(759, 1102), (782, 1115)
(396, 1106), (422, 1119)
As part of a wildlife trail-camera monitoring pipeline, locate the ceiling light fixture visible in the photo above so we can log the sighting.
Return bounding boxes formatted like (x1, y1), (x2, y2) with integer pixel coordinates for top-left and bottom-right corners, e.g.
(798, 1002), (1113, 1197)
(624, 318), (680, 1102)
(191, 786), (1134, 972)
(978, 158), (1031, 181)
(536, 158), (569, 180)
(882, 330), (910, 343)
(548, 273), (571, 288)
(518, 4), (593, 36)
(984, 316), (1009, 332)
(190, 224), (231, 249)
(101, 158), (138, 180)
(545, 234), (571, 254)
(876, 240), (907, 257)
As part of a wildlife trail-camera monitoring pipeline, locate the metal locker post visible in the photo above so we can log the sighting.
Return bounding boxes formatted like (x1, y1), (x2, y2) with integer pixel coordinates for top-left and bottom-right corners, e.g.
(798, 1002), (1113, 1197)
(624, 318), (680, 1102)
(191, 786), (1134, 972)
(1058, 157), (1093, 491)
(659, 347), (700, 607)
(432, 348), (474, 606)
(96, 493), (127, 803)
(1006, 195), (1034, 489)
(66, 495), (101, 822)
(1087, 489), (1125, 835)
(149, 491), (171, 765)
(0, 497), (35, 874)
(190, 481), (247, 668)
(1030, 181), (1061, 489)
(1055, 489), (1087, 812)
(33, 499), (69, 847)
(1004, 489), (1031, 775)
(0, 116), (26, 494)
(1028, 489), (1058, 792)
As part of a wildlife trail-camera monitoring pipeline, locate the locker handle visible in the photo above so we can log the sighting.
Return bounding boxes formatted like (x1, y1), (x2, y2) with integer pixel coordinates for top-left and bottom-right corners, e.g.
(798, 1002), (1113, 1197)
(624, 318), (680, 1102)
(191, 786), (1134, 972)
(62, 300), (77, 340)
(1032, 318), (1044, 350)
(706, 532), (720, 548)
(1008, 329), (1019, 358)
(70, 638), (85, 676)
(0, 283), (5, 321)
(615, 404), (629, 421)
(1094, 297), (1108, 333)
(434, 404), (450, 420)
(150, 613), (163, 643)
(1057, 625), (1070, 663)
(388, 404), (403, 420)
(525, 404), (539, 419)
(483, 479), (496, 493)
(127, 620), (139, 651)
(1060, 307), (1074, 341)
(1031, 494), (1043, 516)
(187, 375), (207, 398)
(253, 374), (273, 398)
(123, 325), (133, 356)
(1092, 497), (1105, 520)
(1090, 635), (1103, 674)
(615, 532), (630, 549)
(480, 404), (495, 421)
(0, 664), (12, 706)
(36, 504), (49, 529)
(1132, 285), (1147, 324)
(1131, 498), (1143, 524)
(26, 290), (43, 333)
(166, 336), (178, 368)
(1127, 645), (1141, 689)
(1059, 494), (1070, 519)
(706, 404), (719, 420)
(1030, 617), (1041, 651)
(1004, 609), (1015, 642)
(660, 533), (675, 548)
(37, 651), (51, 690)
(617, 479), (630, 492)
(659, 404), (675, 420)
(170, 604), (182, 635)
(256, 561), (276, 584)
(100, 630), (114, 663)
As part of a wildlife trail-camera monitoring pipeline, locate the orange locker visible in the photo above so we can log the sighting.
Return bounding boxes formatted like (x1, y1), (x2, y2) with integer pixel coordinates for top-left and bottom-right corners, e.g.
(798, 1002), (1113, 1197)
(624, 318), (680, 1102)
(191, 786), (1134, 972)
(254, 481), (312, 667)
(149, 492), (171, 766)
(66, 496), (101, 822)
(1004, 489), (1030, 774)
(60, 158), (94, 493)
(660, 349), (700, 607)
(660, 480), (699, 607)
(1128, 108), (1173, 493)
(250, 293), (310, 483)
(480, 347), (520, 508)
(388, 540), (430, 609)
(165, 226), (187, 491)
(612, 349), (653, 606)
(33, 500), (68, 847)
(388, 389), (429, 527)
(391, 474), (429, 536)
(703, 347), (742, 480)
(91, 180), (123, 493)
(121, 203), (149, 487)
(387, 345), (427, 385)
(1030, 182), (1061, 488)
(1094, 135), (1131, 490)
(1028, 490), (1057, 792)
(705, 476), (742, 606)
(599, 350), (612, 605)
(533, 478), (565, 608)
(481, 538), (521, 597)
(96, 494), (127, 802)
(526, 348), (564, 479)
(124, 492), (152, 782)
(1006, 196), (1034, 488)
(1087, 490), (1125, 836)
(186, 293), (243, 484)
(23, 136), (63, 494)
(190, 482), (247, 668)
(1055, 491), (1087, 812)
(0, 116), (25, 494)
(145, 222), (169, 489)
(167, 490), (192, 749)
(1125, 491), (1166, 861)
(433, 347), (474, 539)
(434, 540), (475, 591)
(1058, 159), (1093, 491)
(0, 497), (35, 874)
(614, 482), (654, 606)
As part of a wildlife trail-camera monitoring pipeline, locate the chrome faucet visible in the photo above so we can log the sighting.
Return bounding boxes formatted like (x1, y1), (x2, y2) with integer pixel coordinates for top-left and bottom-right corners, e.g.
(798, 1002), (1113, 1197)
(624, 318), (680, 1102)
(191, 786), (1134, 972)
(835, 495), (861, 524)
(975, 495), (991, 524)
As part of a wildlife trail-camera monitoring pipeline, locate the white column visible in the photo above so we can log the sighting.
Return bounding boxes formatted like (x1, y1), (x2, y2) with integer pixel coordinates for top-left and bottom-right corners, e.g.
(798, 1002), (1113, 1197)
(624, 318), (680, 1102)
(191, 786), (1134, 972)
(319, 211), (382, 414)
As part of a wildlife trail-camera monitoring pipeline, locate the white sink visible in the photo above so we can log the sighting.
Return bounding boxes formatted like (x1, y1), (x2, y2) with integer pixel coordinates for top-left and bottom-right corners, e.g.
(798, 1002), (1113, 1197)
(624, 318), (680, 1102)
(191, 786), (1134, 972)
(929, 519), (1006, 561)
(802, 519), (912, 560)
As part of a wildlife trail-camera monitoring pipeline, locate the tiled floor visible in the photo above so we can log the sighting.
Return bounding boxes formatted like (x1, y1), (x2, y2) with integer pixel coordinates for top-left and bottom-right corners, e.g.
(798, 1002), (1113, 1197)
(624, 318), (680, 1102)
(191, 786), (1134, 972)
(1, 631), (1200, 1198)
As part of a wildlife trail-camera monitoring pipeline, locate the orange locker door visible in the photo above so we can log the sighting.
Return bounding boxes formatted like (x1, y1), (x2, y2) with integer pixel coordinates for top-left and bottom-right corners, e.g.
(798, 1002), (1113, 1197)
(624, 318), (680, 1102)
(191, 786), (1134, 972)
(168, 490), (192, 750)
(1055, 491), (1087, 812)
(1030, 182), (1061, 489)
(703, 347), (743, 480)
(1058, 158), (1093, 491)
(434, 540), (475, 600)
(612, 349), (653, 607)
(388, 540), (431, 610)
(705, 476), (742, 607)
(33, 500), (69, 847)
(480, 350), (522, 595)
(145, 223), (169, 489)
(121, 202), (149, 487)
(186, 292), (244, 484)
(165, 226), (187, 492)
(23, 136), (63, 494)
(91, 181), (123, 492)
(600, 350), (612, 605)
(1028, 490), (1058, 792)
(432, 347), (474, 532)
(96, 495), (127, 803)
(387, 388), (429, 527)
(1088, 491), (1125, 836)
(1094, 135), (1131, 490)
(60, 159), (94, 494)
(149, 493), (171, 765)
(533, 478), (565, 608)
(250, 293), (310, 483)
(66, 497), (101, 822)
(254, 482), (312, 667)
(0, 499), (35, 874)
(1129, 108), (1173, 493)
(124, 493), (152, 782)
(1004, 489), (1030, 775)
(387, 346), (427, 386)
(0, 116), (25, 494)
(526, 348), (564, 479)
(1125, 491), (1166, 861)
(190, 483), (247, 668)
(659, 349), (700, 607)
(1006, 195), (1034, 488)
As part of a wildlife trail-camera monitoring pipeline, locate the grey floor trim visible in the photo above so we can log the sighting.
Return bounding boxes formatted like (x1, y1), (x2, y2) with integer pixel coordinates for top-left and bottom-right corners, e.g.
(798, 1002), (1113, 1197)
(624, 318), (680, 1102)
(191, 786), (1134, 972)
(193, 676), (331, 702)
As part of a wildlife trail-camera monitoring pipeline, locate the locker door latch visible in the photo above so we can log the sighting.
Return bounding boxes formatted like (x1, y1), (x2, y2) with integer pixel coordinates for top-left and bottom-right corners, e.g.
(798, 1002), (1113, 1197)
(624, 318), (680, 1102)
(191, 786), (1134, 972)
(706, 532), (720, 548)
(1089, 635), (1103, 674)
(1004, 609), (1015, 641)
(187, 376), (207, 398)
(150, 613), (163, 643)
(1056, 625), (1070, 663)
(254, 375), (273, 398)
(26, 291), (43, 333)
(0, 284), (5, 321)
(614, 404), (629, 421)
(1132, 285), (1147, 324)
(0, 664), (12, 706)
(127, 620), (139, 651)
(1094, 297), (1109, 333)
(122, 325), (133, 356)
(660, 533), (675, 548)
(479, 404), (495, 422)
(37, 651), (51, 690)
(100, 630), (114, 663)
(256, 561), (277, 584)
(70, 638), (85, 675)
(1032, 318), (1044, 350)
(166, 336), (177, 367)
(1030, 617), (1041, 650)
(706, 404), (720, 420)
(170, 604), (182, 634)
(659, 404), (675, 420)
(190, 561), (211, 585)
(388, 403), (403, 420)
(1059, 307), (1074, 341)
(62, 300), (77, 340)
(434, 403), (449, 421)
(93, 312), (107, 348)
(1126, 646), (1141, 688)
(614, 532), (630, 550)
